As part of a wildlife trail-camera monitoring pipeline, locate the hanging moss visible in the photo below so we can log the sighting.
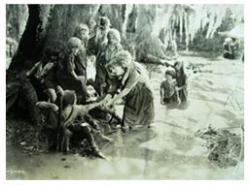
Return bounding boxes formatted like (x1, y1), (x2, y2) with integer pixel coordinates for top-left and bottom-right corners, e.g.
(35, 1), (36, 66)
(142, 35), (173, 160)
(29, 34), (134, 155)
(7, 4), (244, 69)
(6, 5), (28, 41)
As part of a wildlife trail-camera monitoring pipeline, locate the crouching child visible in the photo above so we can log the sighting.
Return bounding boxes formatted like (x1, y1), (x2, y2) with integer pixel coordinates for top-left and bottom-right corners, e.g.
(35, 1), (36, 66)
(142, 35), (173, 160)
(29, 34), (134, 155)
(36, 86), (107, 159)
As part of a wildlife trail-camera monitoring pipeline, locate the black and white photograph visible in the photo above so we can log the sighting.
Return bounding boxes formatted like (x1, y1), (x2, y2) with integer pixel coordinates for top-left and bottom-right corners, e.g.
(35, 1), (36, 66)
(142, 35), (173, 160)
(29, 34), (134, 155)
(4, 2), (245, 180)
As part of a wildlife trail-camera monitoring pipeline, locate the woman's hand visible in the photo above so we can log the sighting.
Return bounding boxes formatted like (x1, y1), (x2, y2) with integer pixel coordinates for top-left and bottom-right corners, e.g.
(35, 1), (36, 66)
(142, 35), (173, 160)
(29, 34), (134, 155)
(101, 94), (112, 106)
(104, 94), (112, 101)
(106, 99), (115, 107)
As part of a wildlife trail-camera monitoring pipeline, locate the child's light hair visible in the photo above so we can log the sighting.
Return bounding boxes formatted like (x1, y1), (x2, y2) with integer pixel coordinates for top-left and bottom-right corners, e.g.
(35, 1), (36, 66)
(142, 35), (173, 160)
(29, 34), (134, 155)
(165, 67), (176, 77)
(107, 50), (132, 69)
(108, 29), (121, 43)
(67, 37), (82, 48)
(74, 23), (89, 35)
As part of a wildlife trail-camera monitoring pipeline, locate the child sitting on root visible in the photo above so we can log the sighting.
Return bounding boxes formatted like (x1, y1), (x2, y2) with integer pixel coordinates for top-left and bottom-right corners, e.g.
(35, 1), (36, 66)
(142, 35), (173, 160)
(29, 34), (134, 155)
(36, 86), (111, 159)
(26, 47), (60, 102)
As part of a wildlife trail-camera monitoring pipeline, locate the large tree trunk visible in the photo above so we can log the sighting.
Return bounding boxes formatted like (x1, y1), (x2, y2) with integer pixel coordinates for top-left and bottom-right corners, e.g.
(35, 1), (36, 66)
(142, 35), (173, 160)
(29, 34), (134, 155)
(6, 5), (104, 114)
(7, 5), (53, 117)
(8, 5), (51, 72)
(7, 4), (158, 74)
(8, 5), (102, 73)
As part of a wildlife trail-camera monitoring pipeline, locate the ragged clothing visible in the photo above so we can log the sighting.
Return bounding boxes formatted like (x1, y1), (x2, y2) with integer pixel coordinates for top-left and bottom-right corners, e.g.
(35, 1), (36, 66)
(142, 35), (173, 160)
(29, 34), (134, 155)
(108, 62), (155, 127)
(36, 100), (104, 156)
(176, 73), (188, 103)
(95, 43), (123, 95)
(56, 49), (88, 101)
(160, 79), (177, 99)
(160, 78), (179, 105)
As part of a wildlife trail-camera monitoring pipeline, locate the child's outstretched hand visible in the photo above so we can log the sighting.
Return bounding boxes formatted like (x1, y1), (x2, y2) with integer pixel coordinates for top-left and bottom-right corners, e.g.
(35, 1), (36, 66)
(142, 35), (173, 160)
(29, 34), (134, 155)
(102, 94), (112, 104)
(106, 99), (115, 107)
(56, 85), (64, 96)
(160, 97), (165, 105)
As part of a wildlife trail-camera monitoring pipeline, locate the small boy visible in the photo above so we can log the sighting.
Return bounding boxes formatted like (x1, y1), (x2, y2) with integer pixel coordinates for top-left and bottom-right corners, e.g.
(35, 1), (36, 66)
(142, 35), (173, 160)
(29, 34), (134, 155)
(160, 67), (180, 105)
(56, 37), (89, 103)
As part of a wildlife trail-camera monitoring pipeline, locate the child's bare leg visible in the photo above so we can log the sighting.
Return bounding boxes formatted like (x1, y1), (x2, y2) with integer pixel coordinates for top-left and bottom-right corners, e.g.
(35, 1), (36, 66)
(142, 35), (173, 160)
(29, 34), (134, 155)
(78, 76), (89, 102)
(84, 113), (112, 141)
(95, 129), (113, 142)
(62, 128), (72, 153)
(46, 88), (57, 103)
(80, 123), (106, 159)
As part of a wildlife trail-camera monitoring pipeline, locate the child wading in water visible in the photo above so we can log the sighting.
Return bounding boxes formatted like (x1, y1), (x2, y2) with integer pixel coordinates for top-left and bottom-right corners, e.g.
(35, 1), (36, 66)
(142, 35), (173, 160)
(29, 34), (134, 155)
(160, 67), (181, 106)
(174, 61), (188, 107)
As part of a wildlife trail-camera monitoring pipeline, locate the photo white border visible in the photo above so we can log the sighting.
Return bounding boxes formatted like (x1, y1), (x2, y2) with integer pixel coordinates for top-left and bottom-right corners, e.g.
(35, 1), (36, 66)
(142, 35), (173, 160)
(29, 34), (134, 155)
(0, 0), (248, 185)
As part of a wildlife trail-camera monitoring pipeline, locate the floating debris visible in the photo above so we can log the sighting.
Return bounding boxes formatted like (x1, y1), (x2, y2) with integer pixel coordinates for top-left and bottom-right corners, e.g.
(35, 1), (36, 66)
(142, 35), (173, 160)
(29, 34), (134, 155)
(196, 125), (243, 168)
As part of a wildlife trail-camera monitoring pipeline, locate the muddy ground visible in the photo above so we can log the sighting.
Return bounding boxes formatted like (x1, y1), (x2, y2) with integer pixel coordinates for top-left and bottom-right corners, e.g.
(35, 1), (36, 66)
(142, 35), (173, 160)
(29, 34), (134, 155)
(6, 55), (244, 180)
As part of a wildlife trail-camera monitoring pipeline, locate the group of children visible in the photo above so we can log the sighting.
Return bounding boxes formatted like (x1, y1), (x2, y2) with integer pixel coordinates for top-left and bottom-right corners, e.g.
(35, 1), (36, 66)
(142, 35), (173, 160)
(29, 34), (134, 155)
(12, 16), (187, 159)
(20, 17), (127, 159)
(36, 86), (113, 159)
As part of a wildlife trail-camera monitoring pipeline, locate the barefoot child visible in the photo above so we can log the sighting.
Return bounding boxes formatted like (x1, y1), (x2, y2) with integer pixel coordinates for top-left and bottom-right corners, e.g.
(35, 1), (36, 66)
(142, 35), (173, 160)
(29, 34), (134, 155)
(36, 86), (107, 159)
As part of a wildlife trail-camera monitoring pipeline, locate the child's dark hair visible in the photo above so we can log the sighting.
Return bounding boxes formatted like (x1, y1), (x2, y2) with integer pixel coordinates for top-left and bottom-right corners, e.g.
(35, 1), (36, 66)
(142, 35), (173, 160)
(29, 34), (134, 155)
(174, 61), (185, 75)
(62, 90), (76, 109)
(174, 61), (187, 85)
(42, 43), (63, 62)
(165, 68), (176, 77)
